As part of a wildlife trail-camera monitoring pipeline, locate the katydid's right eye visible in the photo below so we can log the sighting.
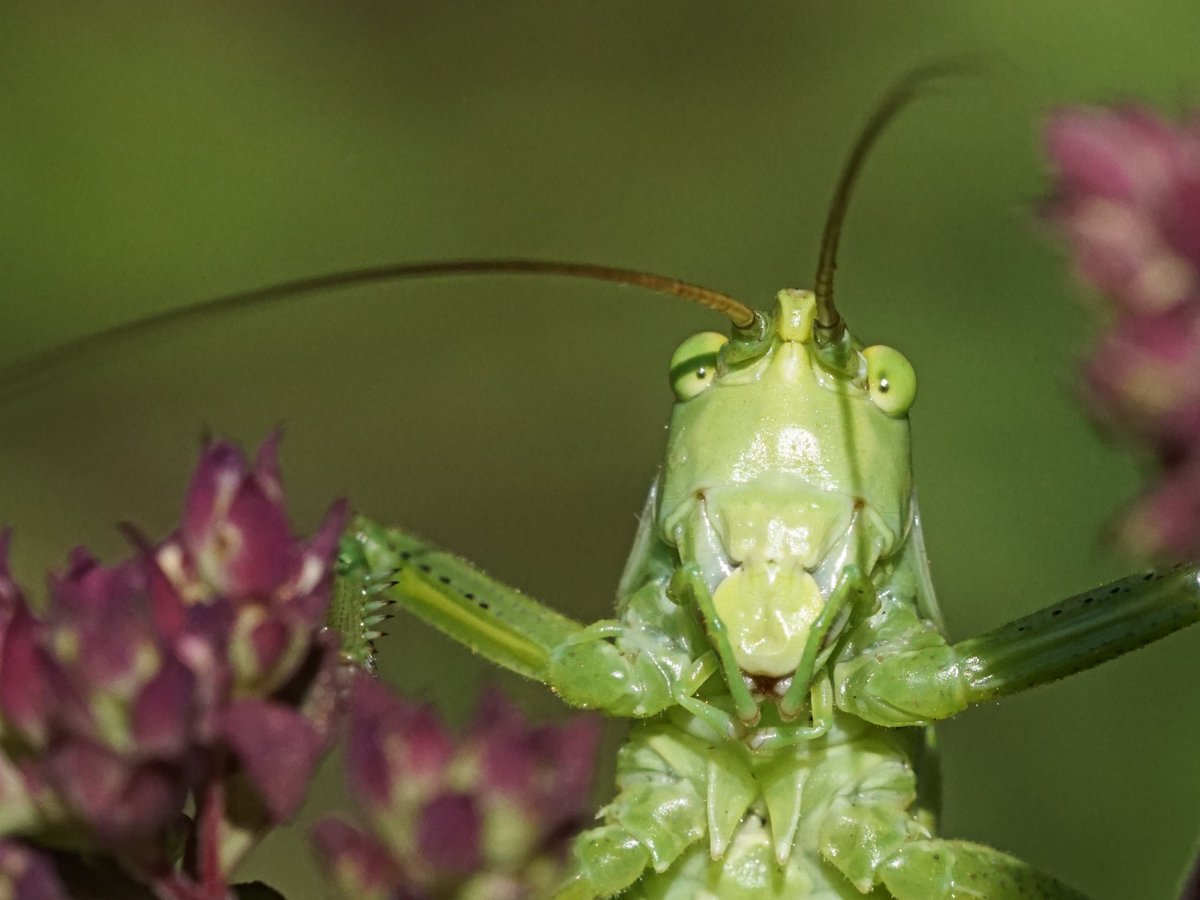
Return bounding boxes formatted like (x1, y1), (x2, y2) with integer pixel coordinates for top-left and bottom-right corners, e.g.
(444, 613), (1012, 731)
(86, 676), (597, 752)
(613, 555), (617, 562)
(669, 332), (728, 401)
(863, 344), (916, 417)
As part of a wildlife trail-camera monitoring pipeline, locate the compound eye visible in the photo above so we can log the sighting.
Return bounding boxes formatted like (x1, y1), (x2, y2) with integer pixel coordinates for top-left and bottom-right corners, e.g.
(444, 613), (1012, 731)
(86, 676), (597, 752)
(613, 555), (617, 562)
(670, 332), (728, 401)
(863, 345), (916, 417)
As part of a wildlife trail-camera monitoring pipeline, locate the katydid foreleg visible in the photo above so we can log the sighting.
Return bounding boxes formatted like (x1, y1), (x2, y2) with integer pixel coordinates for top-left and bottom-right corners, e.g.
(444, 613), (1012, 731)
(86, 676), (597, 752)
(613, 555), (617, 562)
(834, 564), (1200, 727)
(344, 516), (716, 719)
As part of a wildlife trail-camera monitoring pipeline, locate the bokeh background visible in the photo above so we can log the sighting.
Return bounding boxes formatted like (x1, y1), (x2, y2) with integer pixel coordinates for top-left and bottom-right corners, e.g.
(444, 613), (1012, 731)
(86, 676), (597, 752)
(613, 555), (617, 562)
(3, 3), (1200, 898)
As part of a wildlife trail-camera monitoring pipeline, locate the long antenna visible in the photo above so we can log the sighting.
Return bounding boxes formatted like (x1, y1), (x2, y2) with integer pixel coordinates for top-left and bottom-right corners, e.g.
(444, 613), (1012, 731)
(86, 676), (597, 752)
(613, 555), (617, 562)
(813, 62), (968, 342)
(0, 259), (755, 395)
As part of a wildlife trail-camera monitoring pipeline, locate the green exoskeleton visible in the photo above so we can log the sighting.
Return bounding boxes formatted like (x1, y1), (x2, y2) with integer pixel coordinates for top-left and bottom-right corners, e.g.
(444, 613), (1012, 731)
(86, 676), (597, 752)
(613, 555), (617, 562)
(333, 298), (1200, 899)
(327, 78), (1200, 899)
(6, 70), (1200, 899)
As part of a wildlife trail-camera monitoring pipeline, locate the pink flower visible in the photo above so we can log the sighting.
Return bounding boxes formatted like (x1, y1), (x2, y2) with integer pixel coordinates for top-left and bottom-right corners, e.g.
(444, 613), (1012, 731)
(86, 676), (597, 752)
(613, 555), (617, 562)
(0, 436), (347, 886)
(1046, 105), (1200, 559)
(0, 841), (69, 900)
(1046, 107), (1200, 314)
(310, 819), (405, 900)
(162, 434), (348, 687)
(1082, 304), (1200, 457)
(314, 676), (602, 900)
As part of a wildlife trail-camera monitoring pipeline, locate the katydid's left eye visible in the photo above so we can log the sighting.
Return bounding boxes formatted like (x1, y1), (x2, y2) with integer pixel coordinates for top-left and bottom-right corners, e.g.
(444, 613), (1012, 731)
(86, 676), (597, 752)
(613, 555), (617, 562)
(669, 332), (728, 401)
(863, 345), (916, 417)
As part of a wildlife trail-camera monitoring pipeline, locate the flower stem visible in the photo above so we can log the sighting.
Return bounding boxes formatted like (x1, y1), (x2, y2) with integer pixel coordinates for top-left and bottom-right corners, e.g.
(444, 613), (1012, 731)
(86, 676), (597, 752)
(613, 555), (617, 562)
(196, 775), (229, 899)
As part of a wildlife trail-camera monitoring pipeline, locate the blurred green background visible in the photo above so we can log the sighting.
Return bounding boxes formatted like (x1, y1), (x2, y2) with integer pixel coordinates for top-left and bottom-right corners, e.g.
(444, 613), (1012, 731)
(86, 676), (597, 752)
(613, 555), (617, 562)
(3, 3), (1200, 898)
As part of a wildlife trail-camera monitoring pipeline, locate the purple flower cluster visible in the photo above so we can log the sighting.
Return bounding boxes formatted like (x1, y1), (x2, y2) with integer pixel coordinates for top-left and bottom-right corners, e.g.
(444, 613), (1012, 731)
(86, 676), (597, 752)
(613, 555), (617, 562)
(0, 841), (69, 900)
(1045, 107), (1200, 558)
(0, 436), (346, 898)
(312, 676), (601, 900)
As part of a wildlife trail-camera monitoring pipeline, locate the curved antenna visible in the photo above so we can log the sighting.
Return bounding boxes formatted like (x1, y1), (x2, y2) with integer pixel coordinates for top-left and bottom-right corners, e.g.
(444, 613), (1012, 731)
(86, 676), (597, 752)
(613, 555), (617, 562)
(813, 62), (969, 341)
(0, 259), (755, 394)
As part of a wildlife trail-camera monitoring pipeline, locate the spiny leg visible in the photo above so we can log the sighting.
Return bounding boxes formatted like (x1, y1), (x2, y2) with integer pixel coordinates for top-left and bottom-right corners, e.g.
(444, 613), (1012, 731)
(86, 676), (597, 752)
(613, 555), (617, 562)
(834, 565), (1200, 726)
(343, 516), (708, 718)
(328, 557), (391, 673)
(341, 516), (582, 681)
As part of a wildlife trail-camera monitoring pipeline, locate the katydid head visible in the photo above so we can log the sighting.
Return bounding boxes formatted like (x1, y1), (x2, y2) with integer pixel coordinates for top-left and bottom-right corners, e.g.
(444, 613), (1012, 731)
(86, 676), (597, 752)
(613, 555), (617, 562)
(644, 64), (952, 687)
(657, 290), (916, 679)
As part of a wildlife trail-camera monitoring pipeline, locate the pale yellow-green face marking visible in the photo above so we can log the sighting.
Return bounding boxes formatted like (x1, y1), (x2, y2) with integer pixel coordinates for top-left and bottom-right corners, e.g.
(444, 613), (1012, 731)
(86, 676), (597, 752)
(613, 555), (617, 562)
(659, 289), (915, 677)
(712, 565), (825, 677)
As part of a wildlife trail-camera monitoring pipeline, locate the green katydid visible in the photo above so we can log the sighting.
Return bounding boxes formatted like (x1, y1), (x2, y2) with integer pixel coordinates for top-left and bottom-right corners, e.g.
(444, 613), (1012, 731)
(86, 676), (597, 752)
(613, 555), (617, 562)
(5, 70), (1200, 899)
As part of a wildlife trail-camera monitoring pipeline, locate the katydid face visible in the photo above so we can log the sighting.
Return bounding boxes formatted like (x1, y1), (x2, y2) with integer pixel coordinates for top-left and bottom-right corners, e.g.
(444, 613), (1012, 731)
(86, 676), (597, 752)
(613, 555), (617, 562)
(659, 289), (916, 677)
